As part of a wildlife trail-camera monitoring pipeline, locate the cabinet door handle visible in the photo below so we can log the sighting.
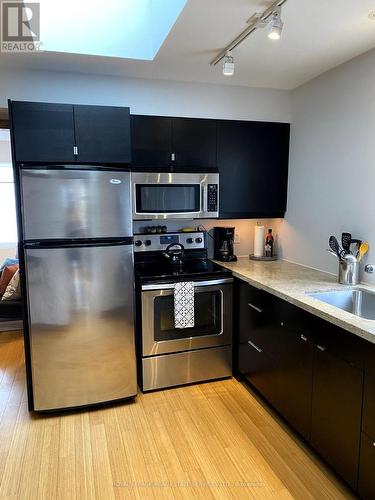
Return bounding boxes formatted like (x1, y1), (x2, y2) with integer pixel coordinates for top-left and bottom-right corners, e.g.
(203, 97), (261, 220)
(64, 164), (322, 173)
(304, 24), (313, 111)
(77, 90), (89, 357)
(247, 303), (263, 314)
(73, 145), (78, 156)
(317, 345), (326, 352)
(300, 334), (308, 342)
(171, 152), (175, 161)
(248, 340), (262, 353)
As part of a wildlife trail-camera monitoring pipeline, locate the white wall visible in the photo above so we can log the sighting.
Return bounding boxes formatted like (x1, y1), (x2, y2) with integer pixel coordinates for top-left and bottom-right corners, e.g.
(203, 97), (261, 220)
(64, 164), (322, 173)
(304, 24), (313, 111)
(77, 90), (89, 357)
(0, 245), (17, 263)
(0, 68), (292, 122)
(280, 48), (375, 284)
(134, 219), (283, 258)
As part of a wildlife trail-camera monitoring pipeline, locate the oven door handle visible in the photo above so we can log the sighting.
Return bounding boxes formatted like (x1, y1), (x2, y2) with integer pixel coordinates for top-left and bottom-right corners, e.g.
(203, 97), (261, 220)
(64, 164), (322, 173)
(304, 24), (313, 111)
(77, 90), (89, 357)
(141, 277), (233, 291)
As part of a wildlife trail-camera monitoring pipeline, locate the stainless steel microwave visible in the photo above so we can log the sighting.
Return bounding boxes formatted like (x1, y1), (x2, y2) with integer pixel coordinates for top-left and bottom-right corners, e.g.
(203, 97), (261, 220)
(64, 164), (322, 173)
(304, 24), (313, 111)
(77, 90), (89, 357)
(131, 172), (219, 220)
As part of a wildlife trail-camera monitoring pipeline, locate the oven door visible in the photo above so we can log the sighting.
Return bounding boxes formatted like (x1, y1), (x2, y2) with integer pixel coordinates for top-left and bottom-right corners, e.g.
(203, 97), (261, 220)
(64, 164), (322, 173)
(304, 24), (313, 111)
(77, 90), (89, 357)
(131, 172), (219, 220)
(141, 278), (233, 356)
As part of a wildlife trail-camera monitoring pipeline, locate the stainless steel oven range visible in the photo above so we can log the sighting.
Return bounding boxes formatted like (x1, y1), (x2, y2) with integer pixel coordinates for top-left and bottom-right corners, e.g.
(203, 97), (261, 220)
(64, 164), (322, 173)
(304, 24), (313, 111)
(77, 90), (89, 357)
(134, 231), (233, 391)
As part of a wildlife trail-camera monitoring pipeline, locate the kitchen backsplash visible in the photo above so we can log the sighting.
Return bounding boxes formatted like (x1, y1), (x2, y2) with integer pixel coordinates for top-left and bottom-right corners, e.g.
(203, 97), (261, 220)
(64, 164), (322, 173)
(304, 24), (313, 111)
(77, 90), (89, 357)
(133, 219), (283, 258)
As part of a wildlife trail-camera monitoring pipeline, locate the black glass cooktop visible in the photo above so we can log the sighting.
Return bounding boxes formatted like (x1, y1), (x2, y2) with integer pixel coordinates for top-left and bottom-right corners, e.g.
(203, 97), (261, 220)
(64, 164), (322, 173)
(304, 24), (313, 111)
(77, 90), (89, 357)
(136, 259), (231, 283)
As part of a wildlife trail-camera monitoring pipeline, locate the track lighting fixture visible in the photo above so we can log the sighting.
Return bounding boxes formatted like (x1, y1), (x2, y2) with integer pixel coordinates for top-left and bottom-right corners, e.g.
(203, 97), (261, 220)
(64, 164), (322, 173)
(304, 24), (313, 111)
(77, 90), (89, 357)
(268, 7), (284, 40)
(223, 52), (234, 76)
(211, 0), (288, 68)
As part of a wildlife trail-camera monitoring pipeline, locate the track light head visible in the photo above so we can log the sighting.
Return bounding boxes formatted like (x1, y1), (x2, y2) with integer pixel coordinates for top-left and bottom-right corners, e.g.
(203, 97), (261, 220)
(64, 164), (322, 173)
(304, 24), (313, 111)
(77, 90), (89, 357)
(223, 52), (234, 76)
(268, 7), (284, 40)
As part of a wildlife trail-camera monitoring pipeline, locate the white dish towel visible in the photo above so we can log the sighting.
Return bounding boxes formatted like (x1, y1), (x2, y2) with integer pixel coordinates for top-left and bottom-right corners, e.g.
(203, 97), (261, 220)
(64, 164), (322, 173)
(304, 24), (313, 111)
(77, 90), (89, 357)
(174, 281), (195, 329)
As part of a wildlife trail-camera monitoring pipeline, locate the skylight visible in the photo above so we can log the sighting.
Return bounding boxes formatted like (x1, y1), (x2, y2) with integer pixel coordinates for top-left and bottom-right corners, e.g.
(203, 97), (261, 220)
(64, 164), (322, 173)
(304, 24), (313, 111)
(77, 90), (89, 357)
(39, 0), (187, 60)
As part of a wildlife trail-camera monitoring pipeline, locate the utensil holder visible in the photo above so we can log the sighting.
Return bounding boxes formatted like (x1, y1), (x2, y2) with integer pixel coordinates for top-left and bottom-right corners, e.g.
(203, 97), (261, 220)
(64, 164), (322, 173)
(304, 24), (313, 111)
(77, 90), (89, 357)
(338, 259), (359, 286)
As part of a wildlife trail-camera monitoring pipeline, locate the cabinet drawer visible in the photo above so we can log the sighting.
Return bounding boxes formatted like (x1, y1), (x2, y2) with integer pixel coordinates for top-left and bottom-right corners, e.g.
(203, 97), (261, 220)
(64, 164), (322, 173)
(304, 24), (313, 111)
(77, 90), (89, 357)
(314, 319), (365, 369)
(238, 341), (279, 405)
(238, 282), (280, 355)
(358, 432), (375, 499)
(363, 374), (375, 439)
(276, 299), (317, 340)
(238, 282), (274, 315)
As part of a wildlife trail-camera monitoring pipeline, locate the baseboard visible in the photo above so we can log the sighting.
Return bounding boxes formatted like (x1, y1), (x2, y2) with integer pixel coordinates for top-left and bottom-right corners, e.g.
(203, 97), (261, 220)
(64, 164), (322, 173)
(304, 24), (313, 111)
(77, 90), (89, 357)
(0, 320), (23, 332)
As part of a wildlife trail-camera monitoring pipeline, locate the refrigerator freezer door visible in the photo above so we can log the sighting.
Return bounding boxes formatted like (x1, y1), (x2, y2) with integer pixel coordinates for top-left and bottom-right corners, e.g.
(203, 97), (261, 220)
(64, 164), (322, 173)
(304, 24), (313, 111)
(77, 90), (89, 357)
(24, 243), (136, 410)
(20, 168), (132, 240)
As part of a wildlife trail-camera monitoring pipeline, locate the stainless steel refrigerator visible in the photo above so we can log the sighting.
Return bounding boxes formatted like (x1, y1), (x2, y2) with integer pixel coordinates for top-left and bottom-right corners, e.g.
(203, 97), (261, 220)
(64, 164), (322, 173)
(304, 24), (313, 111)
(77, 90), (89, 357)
(18, 167), (137, 411)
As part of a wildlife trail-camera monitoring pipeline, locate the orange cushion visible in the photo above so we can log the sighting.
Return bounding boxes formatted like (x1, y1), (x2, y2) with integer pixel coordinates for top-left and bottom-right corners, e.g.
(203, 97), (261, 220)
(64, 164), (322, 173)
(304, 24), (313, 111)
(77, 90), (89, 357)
(0, 264), (19, 296)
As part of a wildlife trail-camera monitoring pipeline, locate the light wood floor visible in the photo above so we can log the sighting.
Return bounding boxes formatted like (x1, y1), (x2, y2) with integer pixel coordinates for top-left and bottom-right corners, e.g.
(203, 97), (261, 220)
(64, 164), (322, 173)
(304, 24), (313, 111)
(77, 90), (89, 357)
(0, 331), (356, 500)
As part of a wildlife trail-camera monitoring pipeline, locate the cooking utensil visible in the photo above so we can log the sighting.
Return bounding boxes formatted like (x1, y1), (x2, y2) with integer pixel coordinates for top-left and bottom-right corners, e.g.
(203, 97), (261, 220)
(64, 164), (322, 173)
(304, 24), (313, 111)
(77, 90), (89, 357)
(357, 242), (369, 262)
(329, 236), (344, 259)
(341, 233), (352, 254)
(326, 249), (339, 258)
(350, 239), (362, 255)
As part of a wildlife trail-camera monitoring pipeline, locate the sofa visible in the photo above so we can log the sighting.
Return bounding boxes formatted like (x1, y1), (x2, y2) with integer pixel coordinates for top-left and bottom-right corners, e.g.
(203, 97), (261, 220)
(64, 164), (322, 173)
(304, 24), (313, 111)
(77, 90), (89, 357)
(0, 258), (23, 329)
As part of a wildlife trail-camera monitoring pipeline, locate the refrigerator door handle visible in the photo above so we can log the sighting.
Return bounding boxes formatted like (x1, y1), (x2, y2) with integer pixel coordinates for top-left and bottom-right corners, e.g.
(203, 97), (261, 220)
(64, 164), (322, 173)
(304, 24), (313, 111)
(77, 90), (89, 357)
(24, 237), (134, 249)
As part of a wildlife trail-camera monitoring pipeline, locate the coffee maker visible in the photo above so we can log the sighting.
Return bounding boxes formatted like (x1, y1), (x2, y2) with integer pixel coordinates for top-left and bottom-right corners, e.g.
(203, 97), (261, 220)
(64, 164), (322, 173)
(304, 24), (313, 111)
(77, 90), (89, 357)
(213, 227), (237, 262)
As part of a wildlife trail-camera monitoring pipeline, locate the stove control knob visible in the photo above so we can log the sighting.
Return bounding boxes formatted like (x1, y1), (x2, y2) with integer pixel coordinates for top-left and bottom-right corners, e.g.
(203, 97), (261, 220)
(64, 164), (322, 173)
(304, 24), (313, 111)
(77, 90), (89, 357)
(134, 240), (143, 247)
(144, 240), (152, 247)
(186, 238), (194, 244)
(195, 237), (203, 244)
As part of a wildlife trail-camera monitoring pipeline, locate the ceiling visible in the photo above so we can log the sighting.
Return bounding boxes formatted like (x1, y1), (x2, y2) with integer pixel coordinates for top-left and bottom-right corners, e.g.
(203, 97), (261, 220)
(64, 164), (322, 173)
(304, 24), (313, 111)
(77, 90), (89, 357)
(0, 0), (375, 89)
(39, 0), (187, 60)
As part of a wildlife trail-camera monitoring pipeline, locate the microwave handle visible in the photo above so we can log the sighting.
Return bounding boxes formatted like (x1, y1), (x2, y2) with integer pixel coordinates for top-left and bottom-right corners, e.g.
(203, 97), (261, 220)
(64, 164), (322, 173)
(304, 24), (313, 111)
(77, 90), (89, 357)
(202, 184), (208, 213)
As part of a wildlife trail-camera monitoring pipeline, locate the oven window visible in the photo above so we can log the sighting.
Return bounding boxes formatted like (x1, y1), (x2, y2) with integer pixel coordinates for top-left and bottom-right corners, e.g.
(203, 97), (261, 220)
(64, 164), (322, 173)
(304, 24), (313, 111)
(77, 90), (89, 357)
(154, 290), (222, 341)
(136, 184), (200, 213)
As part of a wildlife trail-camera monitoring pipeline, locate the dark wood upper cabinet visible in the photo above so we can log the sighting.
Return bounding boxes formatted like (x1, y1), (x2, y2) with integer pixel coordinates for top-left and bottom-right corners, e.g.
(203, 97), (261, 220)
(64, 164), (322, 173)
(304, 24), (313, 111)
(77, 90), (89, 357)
(9, 101), (131, 165)
(217, 120), (290, 218)
(131, 114), (290, 217)
(130, 115), (172, 168)
(10, 101), (76, 163)
(130, 115), (217, 170)
(10, 104), (290, 216)
(74, 105), (131, 164)
(172, 118), (217, 169)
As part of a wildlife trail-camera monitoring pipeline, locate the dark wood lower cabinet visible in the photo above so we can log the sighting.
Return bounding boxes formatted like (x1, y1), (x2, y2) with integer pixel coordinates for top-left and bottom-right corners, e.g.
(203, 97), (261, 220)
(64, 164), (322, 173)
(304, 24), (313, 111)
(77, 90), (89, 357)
(238, 341), (279, 405)
(311, 347), (363, 489)
(237, 280), (368, 495)
(362, 375), (375, 438)
(359, 375), (375, 498)
(358, 432), (375, 499)
(276, 328), (313, 441)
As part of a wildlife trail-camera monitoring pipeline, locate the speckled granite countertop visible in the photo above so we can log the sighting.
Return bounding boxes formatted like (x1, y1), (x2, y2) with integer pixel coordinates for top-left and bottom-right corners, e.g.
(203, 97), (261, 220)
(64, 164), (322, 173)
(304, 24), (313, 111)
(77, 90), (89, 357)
(213, 257), (375, 345)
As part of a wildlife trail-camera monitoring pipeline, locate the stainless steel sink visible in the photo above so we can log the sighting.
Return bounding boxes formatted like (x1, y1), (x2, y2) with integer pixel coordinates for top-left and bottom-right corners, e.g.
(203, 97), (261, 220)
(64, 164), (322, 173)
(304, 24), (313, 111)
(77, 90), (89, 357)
(308, 289), (375, 320)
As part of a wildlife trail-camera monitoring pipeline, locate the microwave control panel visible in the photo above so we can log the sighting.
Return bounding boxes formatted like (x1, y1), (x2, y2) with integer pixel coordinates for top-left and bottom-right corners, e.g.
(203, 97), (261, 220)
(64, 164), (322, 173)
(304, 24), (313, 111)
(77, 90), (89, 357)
(207, 184), (218, 212)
